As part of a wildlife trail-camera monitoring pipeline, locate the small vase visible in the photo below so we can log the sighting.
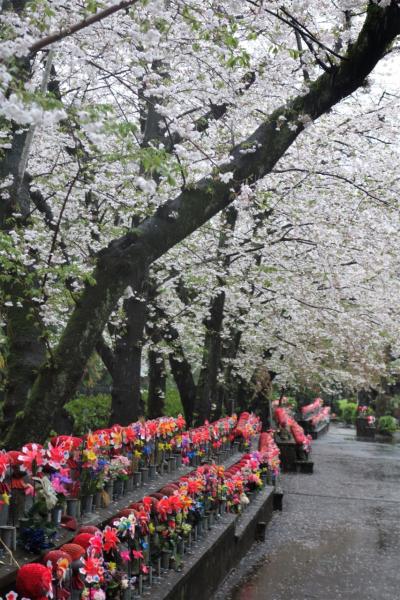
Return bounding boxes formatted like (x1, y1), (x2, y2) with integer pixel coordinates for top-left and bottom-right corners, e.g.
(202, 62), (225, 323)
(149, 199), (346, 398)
(140, 467), (149, 484)
(133, 471), (142, 487)
(9, 489), (27, 525)
(104, 481), (114, 500)
(218, 500), (226, 515)
(18, 517), (30, 530)
(113, 479), (125, 499)
(177, 537), (185, 556)
(203, 515), (209, 532)
(125, 476), (134, 493)
(0, 503), (9, 526)
(149, 464), (157, 479)
(81, 494), (94, 515)
(0, 525), (16, 551)
(51, 505), (63, 526)
(94, 491), (103, 510)
(138, 574), (144, 595)
(161, 549), (171, 570)
(66, 497), (80, 518)
(174, 454), (182, 468)
(208, 511), (215, 528)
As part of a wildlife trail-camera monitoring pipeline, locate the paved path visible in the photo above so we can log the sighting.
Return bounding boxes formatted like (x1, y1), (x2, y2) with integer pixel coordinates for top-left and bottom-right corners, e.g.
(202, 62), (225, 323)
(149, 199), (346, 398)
(215, 424), (400, 600)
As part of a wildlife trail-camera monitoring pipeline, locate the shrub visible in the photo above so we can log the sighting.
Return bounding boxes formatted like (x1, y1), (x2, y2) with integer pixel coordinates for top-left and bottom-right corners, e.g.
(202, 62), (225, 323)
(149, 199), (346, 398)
(386, 395), (400, 414)
(377, 415), (398, 435)
(66, 381), (185, 436)
(142, 383), (184, 417)
(338, 399), (358, 424)
(65, 393), (111, 435)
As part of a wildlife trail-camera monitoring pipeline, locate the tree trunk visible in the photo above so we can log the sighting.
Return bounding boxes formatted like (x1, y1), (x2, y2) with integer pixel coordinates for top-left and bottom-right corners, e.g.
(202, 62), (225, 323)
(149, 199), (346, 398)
(6, 2), (400, 444)
(0, 117), (50, 435)
(217, 327), (243, 418)
(195, 290), (226, 424)
(168, 353), (196, 426)
(235, 377), (253, 416)
(150, 301), (197, 425)
(195, 207), (237, 423)
(1, 295), (47, 435)
(109, 291), (147, 426)
(147, 348), (166, 419)
(249, 365), (276, 430)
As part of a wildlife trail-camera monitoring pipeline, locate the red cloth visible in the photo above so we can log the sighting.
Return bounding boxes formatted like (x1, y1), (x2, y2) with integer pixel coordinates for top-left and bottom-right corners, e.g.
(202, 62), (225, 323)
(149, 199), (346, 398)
(16, 564), (52, 599)
(60, 543), (85, 561)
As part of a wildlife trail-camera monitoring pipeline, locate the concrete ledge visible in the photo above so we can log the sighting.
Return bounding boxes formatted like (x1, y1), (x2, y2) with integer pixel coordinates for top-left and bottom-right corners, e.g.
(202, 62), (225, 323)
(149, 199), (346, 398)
(296, 460), (314, 474)
(150, 485), (276, 600)
(276, 439), (298, 472)
(297, 419), (330, 439)
(151, 516), (237, 600)
(310, 421), (330, 439)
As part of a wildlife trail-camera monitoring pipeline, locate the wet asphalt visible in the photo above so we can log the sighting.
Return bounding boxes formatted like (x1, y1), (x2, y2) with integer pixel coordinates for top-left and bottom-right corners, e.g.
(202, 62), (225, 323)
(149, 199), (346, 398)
(214, 423), (400, 600)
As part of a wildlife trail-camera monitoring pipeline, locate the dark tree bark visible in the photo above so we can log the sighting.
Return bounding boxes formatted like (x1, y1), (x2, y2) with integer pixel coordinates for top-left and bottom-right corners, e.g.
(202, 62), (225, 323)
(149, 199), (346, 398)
(148, 298), (197, 425)
(6, 2), (400, 445)
(147, 348), (167, 419)
(0, 124), (49, 434)
(95, 337), (115, 377)
(195, 291), (226, 424)
(195, 207), (238, 424)
(109, 291), (147, 426)
(216, 325), (244, 418)
(168, 352), (196, 426)
(1, 296), (47, 435)
(249, 365), (276, 431)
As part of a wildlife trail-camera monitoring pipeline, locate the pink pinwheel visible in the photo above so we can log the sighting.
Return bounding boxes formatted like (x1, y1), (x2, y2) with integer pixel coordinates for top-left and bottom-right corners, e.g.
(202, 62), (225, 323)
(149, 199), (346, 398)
(89, 532), (103, 555)
(120, 550), (131, 562)
(0, 452), (10, 482)
(18, 444), (44, 475)
(102, 526), (119, 552)
(45, 444), (69, 470)
(79, 556), (104, 584)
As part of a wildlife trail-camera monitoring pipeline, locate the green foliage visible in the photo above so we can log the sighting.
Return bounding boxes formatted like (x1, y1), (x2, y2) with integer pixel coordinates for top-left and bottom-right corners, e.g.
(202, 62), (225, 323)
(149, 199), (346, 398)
(338, 399), (358, 424)
(164, 384), (184, 417)
(386, 395), (400, 414)
(283, 396), (297, 410)
(142, 380), (184, 417)
(377, 415), (398, 434)
(65, 393), (111, 435)
(65, 380), (184, 435)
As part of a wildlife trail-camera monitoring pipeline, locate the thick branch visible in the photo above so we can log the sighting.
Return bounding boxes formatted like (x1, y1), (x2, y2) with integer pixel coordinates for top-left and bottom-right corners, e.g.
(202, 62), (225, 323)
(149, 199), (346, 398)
(29, 0), (139, 55)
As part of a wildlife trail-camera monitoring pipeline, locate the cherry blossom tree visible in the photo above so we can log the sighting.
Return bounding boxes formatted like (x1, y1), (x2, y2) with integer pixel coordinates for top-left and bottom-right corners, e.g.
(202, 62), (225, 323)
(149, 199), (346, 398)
(1, 0), (400, 444)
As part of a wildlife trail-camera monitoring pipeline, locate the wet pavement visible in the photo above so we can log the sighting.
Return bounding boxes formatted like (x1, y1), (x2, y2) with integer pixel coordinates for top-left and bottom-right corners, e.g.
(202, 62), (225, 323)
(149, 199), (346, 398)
(214, 424), (400, 600)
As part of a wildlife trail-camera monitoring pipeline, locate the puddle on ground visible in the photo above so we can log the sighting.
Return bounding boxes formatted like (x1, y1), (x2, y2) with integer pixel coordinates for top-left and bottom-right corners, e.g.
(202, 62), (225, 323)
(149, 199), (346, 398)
(229, 525), (390, 600)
